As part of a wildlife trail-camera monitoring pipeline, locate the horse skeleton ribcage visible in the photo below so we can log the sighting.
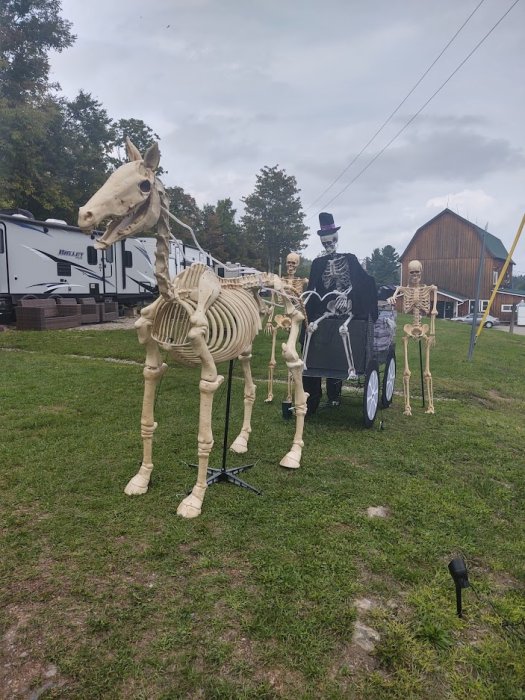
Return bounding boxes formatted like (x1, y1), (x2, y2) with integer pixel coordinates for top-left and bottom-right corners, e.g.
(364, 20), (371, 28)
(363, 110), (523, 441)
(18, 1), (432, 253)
(152, 287), (261, 366)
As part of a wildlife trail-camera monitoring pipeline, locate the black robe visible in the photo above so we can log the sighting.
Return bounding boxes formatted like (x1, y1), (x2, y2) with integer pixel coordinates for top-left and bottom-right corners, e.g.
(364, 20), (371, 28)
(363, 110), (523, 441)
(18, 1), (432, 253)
(305, 253), (378, 324)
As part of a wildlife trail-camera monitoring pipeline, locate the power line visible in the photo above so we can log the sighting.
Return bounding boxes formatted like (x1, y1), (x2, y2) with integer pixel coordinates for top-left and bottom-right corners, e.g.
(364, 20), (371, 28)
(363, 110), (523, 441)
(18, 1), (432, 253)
(305, 0), (487, 213)
(316, 0), (521, 213)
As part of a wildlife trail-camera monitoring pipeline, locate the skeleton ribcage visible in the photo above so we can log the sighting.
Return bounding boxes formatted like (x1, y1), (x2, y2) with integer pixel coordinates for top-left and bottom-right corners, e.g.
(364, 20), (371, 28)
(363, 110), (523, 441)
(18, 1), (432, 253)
(151, 288), (261, 366)
(321, 255), (351, 291)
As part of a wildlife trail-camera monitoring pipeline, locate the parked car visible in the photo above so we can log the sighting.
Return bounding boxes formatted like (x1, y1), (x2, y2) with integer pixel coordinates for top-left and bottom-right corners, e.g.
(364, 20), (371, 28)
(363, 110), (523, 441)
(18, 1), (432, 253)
(450, 313), (500, 328)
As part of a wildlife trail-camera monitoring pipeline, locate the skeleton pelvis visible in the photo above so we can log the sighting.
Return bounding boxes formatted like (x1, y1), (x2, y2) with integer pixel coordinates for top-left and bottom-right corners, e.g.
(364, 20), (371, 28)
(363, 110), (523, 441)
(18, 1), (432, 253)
(404, 323), (429, 339)
(152, 288), (260, 366)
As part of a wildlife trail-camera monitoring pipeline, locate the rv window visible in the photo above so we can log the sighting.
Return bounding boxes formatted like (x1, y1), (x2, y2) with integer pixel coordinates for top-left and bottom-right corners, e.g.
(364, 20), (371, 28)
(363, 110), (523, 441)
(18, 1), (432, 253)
(87, 246), (98, 265)
(124, 251), (132, 268)
(0, 229), (4, 254)
(105, 246), (114, 263)
(57, 261), (71, 276)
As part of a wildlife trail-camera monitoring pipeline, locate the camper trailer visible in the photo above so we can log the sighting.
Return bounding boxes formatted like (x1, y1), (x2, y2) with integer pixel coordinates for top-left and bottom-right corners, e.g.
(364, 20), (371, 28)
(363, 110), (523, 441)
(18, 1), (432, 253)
(0, 211), (164, 323)
(0, 210), (247, 324)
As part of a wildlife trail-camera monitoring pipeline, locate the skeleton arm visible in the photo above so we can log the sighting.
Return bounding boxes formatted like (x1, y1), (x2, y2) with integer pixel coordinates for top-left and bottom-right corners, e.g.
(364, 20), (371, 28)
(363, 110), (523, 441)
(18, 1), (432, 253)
(387, 286), (406, 305)
(429, 285), (438, 339)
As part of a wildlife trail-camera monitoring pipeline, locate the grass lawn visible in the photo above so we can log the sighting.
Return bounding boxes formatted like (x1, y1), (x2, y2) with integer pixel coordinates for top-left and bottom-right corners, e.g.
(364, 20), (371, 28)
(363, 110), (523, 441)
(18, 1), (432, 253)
(1, 317), (524, 699)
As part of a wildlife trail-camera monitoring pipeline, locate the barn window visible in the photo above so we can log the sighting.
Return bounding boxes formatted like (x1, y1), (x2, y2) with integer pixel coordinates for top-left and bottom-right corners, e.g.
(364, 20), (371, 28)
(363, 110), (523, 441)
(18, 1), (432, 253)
(480, 300), (489, 311)
(501, 304), (513, 313)
(492, 270), (498, 285)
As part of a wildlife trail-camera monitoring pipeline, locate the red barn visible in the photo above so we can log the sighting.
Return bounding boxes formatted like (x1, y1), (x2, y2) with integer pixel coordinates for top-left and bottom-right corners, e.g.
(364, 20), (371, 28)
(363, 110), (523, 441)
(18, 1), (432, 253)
(399, 209), (524, 321)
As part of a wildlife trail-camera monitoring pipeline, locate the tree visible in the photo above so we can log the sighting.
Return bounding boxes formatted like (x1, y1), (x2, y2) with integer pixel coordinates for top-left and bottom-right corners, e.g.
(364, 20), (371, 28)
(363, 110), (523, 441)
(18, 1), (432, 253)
(241, 165), (308, 272)
(513, 274), (525, 291)
(164, 185), (202, 244)
(365, 245), (400, 285)
(110, 118), (164, 175)
(215, 198), (243, 263)
(0, 0), (75, 104)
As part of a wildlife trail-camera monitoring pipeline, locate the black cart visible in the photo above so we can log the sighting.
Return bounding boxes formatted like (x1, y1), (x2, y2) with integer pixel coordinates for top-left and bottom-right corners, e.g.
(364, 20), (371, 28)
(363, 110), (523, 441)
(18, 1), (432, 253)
(302, 306), (396, 427)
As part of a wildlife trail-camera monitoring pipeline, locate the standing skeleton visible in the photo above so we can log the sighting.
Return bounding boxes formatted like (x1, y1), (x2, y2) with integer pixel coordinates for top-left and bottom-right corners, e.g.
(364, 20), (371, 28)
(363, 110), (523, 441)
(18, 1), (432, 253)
(388, 260), (438, 416)
(265, 253), (308, 402)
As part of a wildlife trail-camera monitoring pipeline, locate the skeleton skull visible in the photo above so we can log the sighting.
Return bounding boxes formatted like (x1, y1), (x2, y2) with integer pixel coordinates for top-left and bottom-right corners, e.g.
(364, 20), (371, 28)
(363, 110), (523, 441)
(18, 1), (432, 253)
(408, 259), (423, 286)
(286, 252), (300, 277)
(320, 232), (338, 255)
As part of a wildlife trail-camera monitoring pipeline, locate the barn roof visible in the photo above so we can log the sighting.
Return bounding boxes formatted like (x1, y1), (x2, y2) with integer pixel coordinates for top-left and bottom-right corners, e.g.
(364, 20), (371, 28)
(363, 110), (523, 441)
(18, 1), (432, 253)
(401, 208), (510, 262)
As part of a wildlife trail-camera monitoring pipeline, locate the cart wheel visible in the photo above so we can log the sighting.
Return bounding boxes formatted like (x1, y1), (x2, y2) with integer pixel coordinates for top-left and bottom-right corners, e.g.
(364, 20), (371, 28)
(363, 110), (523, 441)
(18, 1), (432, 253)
(381, 350), (396, 408)
(363, 360), (379, 428)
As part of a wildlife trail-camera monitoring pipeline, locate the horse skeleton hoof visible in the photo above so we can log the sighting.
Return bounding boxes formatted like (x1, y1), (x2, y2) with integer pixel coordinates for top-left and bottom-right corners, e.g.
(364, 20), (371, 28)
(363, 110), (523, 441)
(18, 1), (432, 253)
(124, 475), (149, 495)
(230, 436), (248, 454)
(177, 494), (203, 519)
(280, 451), (301, 469)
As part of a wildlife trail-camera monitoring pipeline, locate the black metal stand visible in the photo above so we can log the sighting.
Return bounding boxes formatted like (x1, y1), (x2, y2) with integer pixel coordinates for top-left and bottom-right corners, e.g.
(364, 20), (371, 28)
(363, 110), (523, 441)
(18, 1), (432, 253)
(419, 339), (425, 407)
(187, 359), (261, 495)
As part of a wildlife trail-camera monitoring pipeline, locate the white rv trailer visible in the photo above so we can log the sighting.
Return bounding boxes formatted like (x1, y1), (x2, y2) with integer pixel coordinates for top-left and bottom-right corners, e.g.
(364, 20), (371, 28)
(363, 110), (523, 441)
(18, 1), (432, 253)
(0, 211), (214, 323)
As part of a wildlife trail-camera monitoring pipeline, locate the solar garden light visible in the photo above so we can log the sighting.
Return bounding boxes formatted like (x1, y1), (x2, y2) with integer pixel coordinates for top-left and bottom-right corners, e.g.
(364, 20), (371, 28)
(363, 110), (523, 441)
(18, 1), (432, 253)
(448, 558), (470, 618)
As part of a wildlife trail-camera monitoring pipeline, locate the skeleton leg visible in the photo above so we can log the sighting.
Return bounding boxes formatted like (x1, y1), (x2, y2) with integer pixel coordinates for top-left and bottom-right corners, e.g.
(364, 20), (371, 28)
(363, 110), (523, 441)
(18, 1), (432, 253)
(280, 309), (307, 469)
(286, 370), (293, 403)
(339, 315), (357, 379)
(230, 346), (256, 454)
(125, 298), (167, 495)
(423, 336), (435, 414)
(265, 327), (278, 402)
(402, 334), (412, 416)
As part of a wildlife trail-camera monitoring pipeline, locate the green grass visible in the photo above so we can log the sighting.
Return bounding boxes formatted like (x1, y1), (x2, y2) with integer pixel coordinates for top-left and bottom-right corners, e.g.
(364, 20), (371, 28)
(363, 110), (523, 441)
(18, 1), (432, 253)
(1, 318), (524, 699)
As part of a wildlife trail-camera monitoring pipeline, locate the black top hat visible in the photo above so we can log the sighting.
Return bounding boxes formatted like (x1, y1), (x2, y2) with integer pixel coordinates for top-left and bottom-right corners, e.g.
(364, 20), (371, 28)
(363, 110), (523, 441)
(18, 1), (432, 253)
(317, 212), (340, 236)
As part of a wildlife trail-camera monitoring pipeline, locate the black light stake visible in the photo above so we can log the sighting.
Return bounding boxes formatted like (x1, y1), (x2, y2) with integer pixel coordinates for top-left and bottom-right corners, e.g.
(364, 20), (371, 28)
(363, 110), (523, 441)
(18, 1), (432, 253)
(448, 558), (470, 618)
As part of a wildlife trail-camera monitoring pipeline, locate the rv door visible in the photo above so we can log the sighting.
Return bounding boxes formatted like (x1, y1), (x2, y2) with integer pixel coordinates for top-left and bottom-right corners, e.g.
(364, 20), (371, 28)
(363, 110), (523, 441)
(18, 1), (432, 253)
(0, 223), (8, 295)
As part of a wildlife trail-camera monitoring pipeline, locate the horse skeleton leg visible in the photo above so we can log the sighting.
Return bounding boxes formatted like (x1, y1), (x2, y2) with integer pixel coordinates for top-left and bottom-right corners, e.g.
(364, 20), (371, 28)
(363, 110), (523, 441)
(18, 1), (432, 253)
(230, 346), (256, 454)
(125, 298), (167, 495)
(280, 307), (307, 469)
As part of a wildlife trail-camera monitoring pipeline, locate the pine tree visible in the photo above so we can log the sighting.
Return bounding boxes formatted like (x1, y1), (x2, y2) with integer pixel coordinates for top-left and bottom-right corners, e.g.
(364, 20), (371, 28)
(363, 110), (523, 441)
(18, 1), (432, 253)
(365, 245), (400, 285)
(241, 166), (308, 272)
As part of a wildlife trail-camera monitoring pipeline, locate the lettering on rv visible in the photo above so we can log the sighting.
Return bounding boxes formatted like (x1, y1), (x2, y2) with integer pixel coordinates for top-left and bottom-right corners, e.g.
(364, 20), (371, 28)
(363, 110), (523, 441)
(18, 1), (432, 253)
(58, 249), (84, 259)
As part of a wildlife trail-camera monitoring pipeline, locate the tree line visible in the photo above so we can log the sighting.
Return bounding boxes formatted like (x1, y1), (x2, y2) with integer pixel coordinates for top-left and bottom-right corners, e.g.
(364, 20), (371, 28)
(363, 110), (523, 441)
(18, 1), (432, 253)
(0, 0), (403, 283)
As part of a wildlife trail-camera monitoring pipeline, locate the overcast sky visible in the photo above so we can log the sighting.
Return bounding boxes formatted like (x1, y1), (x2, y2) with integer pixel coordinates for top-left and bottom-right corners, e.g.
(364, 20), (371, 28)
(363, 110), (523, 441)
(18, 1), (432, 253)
(49, 0), (525, 274)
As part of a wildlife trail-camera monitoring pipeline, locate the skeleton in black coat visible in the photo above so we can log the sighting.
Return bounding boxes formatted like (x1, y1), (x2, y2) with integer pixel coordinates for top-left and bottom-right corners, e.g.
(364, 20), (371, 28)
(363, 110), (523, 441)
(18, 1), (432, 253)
(302, 214), (378, 413)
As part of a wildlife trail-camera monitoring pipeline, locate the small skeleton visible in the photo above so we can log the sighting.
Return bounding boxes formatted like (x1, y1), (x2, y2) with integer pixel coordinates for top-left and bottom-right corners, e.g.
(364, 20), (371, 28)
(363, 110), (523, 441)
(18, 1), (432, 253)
(388, 260), (438, 416)
(265, 253), (308, 402)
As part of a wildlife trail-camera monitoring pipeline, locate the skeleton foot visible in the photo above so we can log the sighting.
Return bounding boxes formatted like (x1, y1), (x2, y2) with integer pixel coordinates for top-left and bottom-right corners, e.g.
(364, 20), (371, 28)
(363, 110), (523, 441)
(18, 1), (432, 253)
(124, 464), (153, 495)
(230, 435), (248, 454)
(403, 407), (412, 417)
(425, 407), (435, 414)
(177, 485), (207, 519)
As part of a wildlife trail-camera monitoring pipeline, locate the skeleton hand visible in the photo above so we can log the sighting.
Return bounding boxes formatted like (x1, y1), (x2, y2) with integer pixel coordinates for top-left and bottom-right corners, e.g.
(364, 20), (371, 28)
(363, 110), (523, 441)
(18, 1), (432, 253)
(307, 321), (319, 334)
(264, 321), (274, 335)
(334, 295), (348, 313)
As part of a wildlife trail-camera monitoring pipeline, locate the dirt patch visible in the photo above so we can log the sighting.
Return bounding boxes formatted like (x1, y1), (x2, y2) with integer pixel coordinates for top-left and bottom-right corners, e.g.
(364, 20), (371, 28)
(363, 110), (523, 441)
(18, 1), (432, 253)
(1, 605), (68, 700)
